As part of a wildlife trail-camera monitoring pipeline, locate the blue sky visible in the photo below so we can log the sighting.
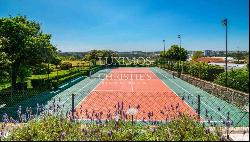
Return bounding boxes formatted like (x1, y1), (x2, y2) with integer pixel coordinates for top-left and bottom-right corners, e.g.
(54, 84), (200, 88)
(0, 0), (249, 52)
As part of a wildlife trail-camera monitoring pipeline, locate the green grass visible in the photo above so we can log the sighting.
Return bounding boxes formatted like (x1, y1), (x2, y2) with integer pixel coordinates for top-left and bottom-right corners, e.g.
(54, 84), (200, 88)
(29, 69), (72, 79)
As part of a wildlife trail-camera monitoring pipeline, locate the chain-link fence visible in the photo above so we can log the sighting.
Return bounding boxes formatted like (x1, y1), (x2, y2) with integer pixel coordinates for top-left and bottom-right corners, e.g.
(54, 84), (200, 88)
(0, 67), (248, 129)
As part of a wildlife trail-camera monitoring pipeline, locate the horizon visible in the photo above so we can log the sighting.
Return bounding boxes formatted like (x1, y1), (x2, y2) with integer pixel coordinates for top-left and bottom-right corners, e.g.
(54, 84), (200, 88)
(60, 49), (249, 53)
(0, 0), (249, 52)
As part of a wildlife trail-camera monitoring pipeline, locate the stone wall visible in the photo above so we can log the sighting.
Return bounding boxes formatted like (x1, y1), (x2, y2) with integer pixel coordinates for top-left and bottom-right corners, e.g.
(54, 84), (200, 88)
(163, 69), (249, 109)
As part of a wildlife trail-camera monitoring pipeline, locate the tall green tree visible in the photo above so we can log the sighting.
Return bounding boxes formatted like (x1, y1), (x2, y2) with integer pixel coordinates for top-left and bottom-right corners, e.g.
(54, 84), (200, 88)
(0, 16), (58, 89)
(165, 45), (188, 75)
(83, 50), (118, 66)
(192, 51), (204, 60)
(165, 45), (188, 61)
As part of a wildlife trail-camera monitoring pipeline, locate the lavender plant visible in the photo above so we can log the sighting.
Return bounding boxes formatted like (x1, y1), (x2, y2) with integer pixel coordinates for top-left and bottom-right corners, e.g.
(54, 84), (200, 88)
(2, 114), (221, 141)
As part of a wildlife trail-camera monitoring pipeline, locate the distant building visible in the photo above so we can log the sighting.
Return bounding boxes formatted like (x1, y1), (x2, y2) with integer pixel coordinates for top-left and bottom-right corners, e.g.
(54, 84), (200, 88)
(195, 57), (225, 63)
(204, 50), (213, 57)
(208, 63), (247, 71)
(195, 56), (236, 63)
(195, 56), (246, 70)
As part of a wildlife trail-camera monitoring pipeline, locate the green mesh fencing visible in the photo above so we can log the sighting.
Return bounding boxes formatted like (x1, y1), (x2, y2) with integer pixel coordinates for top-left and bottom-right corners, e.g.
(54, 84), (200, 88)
(151, 67), (249, 127)
(0, 69), (112, 122)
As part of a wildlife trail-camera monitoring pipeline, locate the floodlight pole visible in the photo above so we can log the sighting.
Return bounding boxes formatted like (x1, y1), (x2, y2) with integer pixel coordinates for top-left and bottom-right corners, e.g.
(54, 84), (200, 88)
(178, 35), (182, 75)
(178, 35), (182, 48)
(226, 21), (228, 87)
(163, 40), (165, 54)
(222, 19), (228, 87)
(163, 40), (166, 68)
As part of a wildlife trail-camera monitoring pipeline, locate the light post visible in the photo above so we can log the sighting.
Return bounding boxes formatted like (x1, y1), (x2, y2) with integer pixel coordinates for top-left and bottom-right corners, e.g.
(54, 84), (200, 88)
(163, 40), (166, 54)
(163, 40), (166, 68)
(178, 35), (182, 76)
(222, 19), (228, 87)
(178, 35), (181, 48)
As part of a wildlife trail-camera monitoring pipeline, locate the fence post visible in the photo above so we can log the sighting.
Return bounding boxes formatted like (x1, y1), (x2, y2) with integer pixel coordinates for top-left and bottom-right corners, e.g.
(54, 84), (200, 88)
(198, 95), (201, 121)
(89, 70), (92, 78)
(72, 94), (75, 120)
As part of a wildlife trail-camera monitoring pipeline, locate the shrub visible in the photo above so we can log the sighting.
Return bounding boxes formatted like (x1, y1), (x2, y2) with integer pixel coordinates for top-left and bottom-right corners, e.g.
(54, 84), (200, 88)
(15, 82), (28, 90)
(214, 68), (249, 93)
(32, 64), (50, 75)
(163, 61), (224, 82)
(186, 62), (224, 81)
(30, 68), (88, 89)
(4, 116), (82, 141)
(4, 115), (221, 141)
(31, 79), (46, 88)
(60, 62), (73, 70)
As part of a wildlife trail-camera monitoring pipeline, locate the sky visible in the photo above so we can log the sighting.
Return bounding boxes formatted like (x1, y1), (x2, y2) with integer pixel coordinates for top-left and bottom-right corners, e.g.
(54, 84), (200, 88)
(0, 0), (249, 52)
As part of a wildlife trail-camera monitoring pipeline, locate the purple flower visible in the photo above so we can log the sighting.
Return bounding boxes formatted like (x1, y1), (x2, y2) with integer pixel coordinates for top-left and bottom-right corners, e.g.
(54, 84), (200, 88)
(84, 128), (88, 135)
(60, 131), (66, 139)
(91, 129), (96, 134)
(108, 130), (113, 137)
(220, 136), (225, 141)
(153, 127), (156, 133)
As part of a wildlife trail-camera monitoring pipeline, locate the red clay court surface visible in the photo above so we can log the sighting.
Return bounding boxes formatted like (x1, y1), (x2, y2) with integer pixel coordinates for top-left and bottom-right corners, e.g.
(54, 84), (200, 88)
(75, 68), (197, 122)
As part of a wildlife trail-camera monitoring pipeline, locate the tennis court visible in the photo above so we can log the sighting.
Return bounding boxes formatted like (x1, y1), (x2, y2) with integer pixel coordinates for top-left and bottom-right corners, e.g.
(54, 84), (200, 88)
(1, 67), (248, 127)
(70, 67), (248, 127)
(74, 67), (198, 122)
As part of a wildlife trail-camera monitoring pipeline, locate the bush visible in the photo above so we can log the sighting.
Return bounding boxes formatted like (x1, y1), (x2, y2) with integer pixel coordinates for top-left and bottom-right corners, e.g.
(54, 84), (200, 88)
(185, 62), (224, 81)
(30, 68), (88, 89)
(214, 69), (249, 93)
(32, 64), (50, 75)
(15, 82), (28, 90)
(4, 115), (221, 141)
(163, 61), (224, 82)
(4, 116), (82, 141)
(60, 62), (73, 70)
(31, 79), (46, 88)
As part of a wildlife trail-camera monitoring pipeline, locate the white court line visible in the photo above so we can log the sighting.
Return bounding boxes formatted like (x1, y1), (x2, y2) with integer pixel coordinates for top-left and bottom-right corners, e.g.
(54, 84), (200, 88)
(130, 71), (134, 92)
(75, 78), (98, 94)
(152, 67), (227, 120)
(150, 68), (199, 118)
(75, 71), (113, 108)
(94, 89), (127, 92)
(61, 78), (97, 106)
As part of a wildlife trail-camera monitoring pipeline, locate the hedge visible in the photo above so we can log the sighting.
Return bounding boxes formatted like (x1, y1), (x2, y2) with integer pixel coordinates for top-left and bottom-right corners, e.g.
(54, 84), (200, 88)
(160, 61), (224, 82)
(214, 68), (249, 93)
(31, 70), (88, 89)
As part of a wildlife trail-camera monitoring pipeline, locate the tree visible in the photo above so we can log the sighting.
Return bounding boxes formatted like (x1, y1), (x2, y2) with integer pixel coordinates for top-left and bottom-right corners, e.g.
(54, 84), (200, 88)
(83, 50), (118, 66)
(0, 52), (10, 83)
(0, 16), (58, 90)
(165, 45), (188, 75)
(245, 55), (249, 64)
(192, 51), (204, 60)
(165, 45), (188, 61)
